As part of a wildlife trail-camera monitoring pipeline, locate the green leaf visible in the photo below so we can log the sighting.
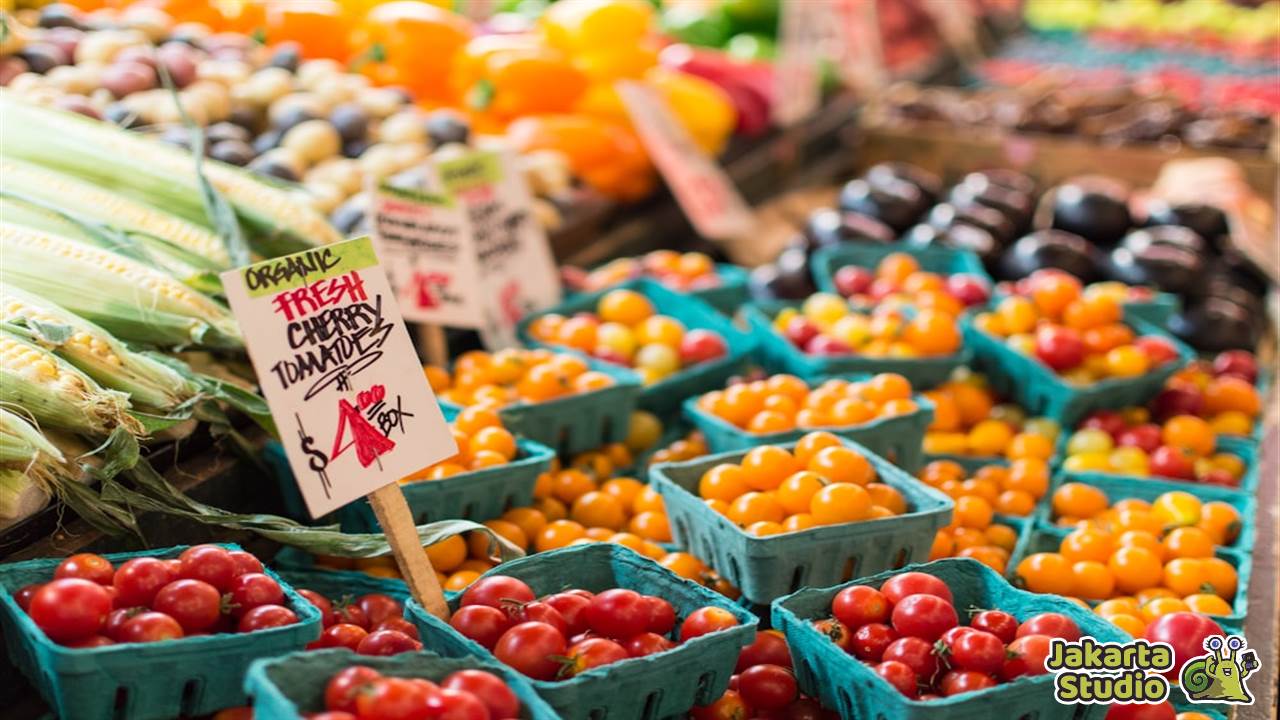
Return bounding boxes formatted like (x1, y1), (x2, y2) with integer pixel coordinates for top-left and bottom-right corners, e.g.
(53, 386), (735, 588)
(467, 79), (496, 112)
(26, 318), (74, 345)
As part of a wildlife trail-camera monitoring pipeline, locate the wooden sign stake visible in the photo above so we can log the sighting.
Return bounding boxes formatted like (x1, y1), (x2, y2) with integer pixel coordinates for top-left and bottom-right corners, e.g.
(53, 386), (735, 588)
(367, 483), (450, 619)
(417, 324), (450, 368)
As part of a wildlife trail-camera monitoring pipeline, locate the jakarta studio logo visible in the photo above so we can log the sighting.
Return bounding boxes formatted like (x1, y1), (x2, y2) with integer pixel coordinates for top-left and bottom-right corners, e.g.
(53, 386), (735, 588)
(1180, 635), (1260, 705)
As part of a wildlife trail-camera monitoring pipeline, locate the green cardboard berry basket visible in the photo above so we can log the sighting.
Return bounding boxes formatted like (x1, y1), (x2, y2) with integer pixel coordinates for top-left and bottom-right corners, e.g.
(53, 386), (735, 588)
(1122, 292), (1181, 328)
(273, 565), (412, 606)
(245, 648), (559, 720)
(649, 437), (954, 605)
(404, 543), (758, 720)
(517, 278), (757, 416)
(810, 243), (990, 296)
(1007, 521), (1250, 634)
(683, 389), (935, 473)
(1054, 427), (1260, 495)
(567, 262), (750, 316)
(743, 302), (970, 390)
(772, 557), (1128, 720)
(921, 452), (1012, 475)
(963, 313), (1195, 428)
(0, 544), (321, 720)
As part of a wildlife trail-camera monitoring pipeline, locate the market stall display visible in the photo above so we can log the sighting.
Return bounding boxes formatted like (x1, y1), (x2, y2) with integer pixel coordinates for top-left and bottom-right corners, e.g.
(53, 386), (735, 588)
(0, 1), (1276, 719)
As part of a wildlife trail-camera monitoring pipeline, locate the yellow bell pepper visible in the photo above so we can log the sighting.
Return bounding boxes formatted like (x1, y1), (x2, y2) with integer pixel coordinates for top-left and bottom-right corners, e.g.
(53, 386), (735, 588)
(540, 0), (655, 53)
(572, 39), (659, 82)
(644, 67), (737, 156)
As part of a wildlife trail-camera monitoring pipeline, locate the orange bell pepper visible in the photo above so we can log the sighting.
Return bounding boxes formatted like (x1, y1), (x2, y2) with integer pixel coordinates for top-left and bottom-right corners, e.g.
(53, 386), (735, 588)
(264, 0), (349, 60)
(452, 35), (589, 123)
(349, 1), (473, 102)
(217, 0), (267, 35)
(507, 114), (655, 201)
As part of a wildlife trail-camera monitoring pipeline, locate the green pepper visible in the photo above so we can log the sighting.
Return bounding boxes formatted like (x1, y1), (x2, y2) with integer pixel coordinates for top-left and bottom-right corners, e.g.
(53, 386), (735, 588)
(725, 32), (775, 61)
(660, 5), (733, 47)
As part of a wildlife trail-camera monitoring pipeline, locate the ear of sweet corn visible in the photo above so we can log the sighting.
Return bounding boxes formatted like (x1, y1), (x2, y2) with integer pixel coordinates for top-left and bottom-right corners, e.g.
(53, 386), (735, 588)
(1, 287), (198, 412)
(0, 408), (69, 522)
(0, 93), (342, 255)
(0, 223), (243, 349)
(0, 407), (65, 467)
(0, 326), (142, 439)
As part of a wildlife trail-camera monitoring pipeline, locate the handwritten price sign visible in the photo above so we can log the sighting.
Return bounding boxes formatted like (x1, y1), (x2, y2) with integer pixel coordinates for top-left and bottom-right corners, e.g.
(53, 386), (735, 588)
(221, 236), (456, 518)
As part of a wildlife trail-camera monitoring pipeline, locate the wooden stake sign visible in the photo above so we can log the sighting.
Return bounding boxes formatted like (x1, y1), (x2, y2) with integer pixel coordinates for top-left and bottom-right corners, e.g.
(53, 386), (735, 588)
(220, 236), (455, 617)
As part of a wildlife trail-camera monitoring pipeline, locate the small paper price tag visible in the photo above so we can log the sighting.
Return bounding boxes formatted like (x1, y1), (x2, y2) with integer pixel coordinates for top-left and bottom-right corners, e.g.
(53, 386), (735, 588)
(428, 149), (561, 349)
(774, 0), (830, 126)
(370, 181), (485, 329)
(220, 237), (456, 519)
(833, 0), (888, 97)
(616, 80), (754, 241)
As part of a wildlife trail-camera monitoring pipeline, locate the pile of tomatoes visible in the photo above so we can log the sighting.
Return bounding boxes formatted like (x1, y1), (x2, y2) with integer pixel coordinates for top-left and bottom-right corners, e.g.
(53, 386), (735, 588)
(567, 251), (726, 294)
(921, 371), (1061, 459)
(16, 546), (297, 647)
(297, 589), (421, 657)
(1152, 350), (1263, 438)
(830, 252), (991, 312)
(694, 630), (836, 719)
(425, 348), (617, 408)
(447, 574), (739, 681)
(811, 571), (1081, 699)
(321, 664), (527, 720)
(696, 372), (921, 435)
(402, 406), (522, 482)
(772, 295), (963, 358)
(1064, 409), (1247, 486)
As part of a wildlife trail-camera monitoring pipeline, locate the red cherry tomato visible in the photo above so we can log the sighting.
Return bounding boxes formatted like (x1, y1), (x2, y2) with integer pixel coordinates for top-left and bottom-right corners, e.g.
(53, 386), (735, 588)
(118, 611), (184, 643)
(356, 629), (421, 656)
(66, 635), (114, 648)
(54, 553), (114, 585)
(1016, 612), (1081, 642)
(441, 669), (520, 719)
(237, 604), (298, 633)
(153, 579), (222, 632)
(354, 677), (434, 720)
(880, 573), (953, 604)
(459, 576), (535, 609)
(112, 558), (174, 608)
(949, 629), (1005, 675)
(494, 621), (568, 680)
(890, 594), (958, 642)
(450, 605), (513, 650)
(309, 623), (369, 651)
(297, 589), (338, 627)
(564, 637), (629, 676)
(970, 610), (1018, 644)
(812, 618), (853, 653)
(852, 622), (899, 662)
(229, 573), (284, 617)
(642, 595), (676, 635)
(1106, 702), (1176, 720)
(875, 660), (919, 698)
(14, 583), (41, 612)
(103, 607), (139, 641)
(227, 550), (264, 578)
(738, 663), (798, 710)
(506, 600), (569, 637)
(585, 589), (649, 640)
(542, 592), (591, 636)
(882, 636), (940, 682)
(356, 593), (403, 627)
(324, 665), (382, 712)
(30, 578), (114, 643)
(832, 585), (891, 629)
(939, 670), (997, 696)
(311, 713), (356, 720)
(736, 628), (792, 671)
(425, 687), (490, 720)
(1002, 634), (1052, 681)
(177, 545), (237, 592)
(624, 631), (676, 658)
(374, 617), (420, 640)
(1143, 612), (1224, 678)
(679, 606), (739, 642)
(691, 689), (748, 720)
(1035, 325), (1085, 371)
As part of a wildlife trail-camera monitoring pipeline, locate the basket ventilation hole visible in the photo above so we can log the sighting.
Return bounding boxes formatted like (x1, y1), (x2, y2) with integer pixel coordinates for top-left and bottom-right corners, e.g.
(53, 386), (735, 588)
(600, 415), (614, 445)
(557, 428), (571, 457)
(788, 564), (807, 593)
(838, 688), (856, 717)
(694, 672), (714, 703)
(501, 493), (516, 512)
(587, 708), (606, 720)
(893, 547), (909, 569)
(641, 689), (662, 719)
(841, 557), (859, 582)
(112, 687), (129, 720)
(674, 518), (690, 545)
(180, 678), (202, 715)
(727, 555), (742, 585)
(462, 502), (477, 519)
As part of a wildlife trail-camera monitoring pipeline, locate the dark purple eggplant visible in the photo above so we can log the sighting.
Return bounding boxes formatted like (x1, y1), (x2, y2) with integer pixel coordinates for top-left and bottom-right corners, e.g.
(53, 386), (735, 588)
(905, 223), (999, 263)
(1143, 200), (1229, 247)
(865, 162), (942, 205)
(1049, 177), (1132, 247)
(928, 202), (1017, 245)
(804, 208), (895, 249)
(1108, 240), (1204, 296)
(1169, 297), (1262, 352)
(1122, 226), (1210, 256)
(838, 177), (927, 233)
(1001, 229), (1104, 282)
(949, 178), (1033, 230)
(748, 245), (815, 301)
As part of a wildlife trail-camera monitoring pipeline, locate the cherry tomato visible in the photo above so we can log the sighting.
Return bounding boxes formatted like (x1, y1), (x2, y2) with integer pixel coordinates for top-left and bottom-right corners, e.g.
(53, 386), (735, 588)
(949, 629), (1004, 675)
(969, 610), (1018, 644)
(335, 602), (370, 630)
(356, 593), (403, 627)
(356, 629), (421, 656)
(890, 594), (958, 642)
(355, 677), (434, 720)
(812, 618), (853, 653)
(103, 607), (139, 641)
(324, 665), (382, 713)
(112, 558), (174, 608)
(691, 689), (748, 720)
(237, 604), (298, 633)
(54, 553), (114, 585)
(228, 573), (284, 617)
(177, 545), (237, 592)
(852, 623), (899, 662)
(450, 605), (513, 650)
(374, 617), (420, 641)
(736, 629), (792, 671)
(1016, 613), (1080, 642)
(882, 636), (940, 683)
(543, 592), (591, 636)
(118, 611), (184, 643)
(1106, 702), (1176, 720)
(66, 635), (114, 648)
(832, 585), (891, 629)
(679, 606), (739, 642)
(738, 663), (798, 710)
(460, 576), (535, 609)
(585, 589), (649, 640)
(153, 579), (222, 632)
(940, 670), (997, 696)
(1002, 634), (1052, 680)
(297, 589), (338, 627)
(505, 600), (569, 638)
(441, 669), (519, 719)
(1035, 325), (1085, 371)
(309, 623), (369, 651)
(624, 632), (675, 658)
(227, 551), (264, 578)
(494, 621), (568, 680)
(875, 660), (919, 698)
(1144, 612), (1224, 678)
(30, 578), (113, 643)
(642, 595), (676, 635)
(881, 573), (953, 604)
(14, 583), (41, 612)
(311, 713), (356, 720)
(425, 687), (490, 720)
(564, 637), (629, 676)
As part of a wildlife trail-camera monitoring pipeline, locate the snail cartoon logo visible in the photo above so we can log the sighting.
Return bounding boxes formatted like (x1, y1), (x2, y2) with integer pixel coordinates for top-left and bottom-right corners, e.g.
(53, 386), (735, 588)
(1180, 635), (1259, 705)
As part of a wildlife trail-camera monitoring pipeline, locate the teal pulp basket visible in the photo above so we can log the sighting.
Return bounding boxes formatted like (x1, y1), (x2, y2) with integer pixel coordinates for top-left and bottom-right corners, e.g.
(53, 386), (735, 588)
(744, 302), (970, 390)
(810, 243), (990, 297)
(683, 387), (934, 472)
(772, 557), (1128, 720)
(649, 437), (954, 605)
(273, 565), (412, 606)
(921, 453), (1012, 475)
(245, 648), (559, 720)
(404, 543), (757, 720)
(494, 357), (643, 457)
(1122, 293), (1181, 328)
(0, 544), (322, 720)
(519, 278), (757, 416)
